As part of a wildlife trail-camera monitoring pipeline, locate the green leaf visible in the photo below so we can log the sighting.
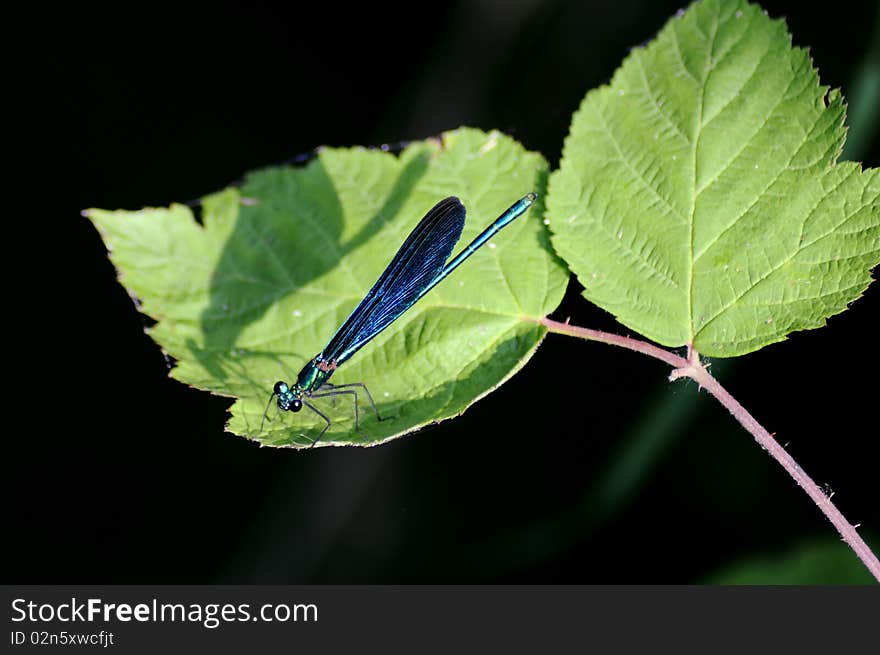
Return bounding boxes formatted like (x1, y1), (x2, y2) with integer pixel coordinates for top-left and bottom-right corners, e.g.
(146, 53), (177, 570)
(547, 0), (880, 357)
(702, 537), (878, 584)
(86, 128), (567, 448)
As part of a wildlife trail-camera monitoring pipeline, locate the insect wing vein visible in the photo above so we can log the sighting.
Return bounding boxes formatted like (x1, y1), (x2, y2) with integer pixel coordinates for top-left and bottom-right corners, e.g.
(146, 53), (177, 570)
(321, 197), (466, 365)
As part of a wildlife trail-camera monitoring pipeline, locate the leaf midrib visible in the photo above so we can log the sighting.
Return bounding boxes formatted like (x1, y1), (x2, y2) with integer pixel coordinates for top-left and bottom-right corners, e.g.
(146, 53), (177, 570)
(687, 10), (720, 344)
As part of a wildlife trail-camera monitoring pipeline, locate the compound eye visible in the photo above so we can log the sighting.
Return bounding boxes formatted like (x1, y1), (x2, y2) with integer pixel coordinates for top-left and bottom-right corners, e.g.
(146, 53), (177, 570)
(273, 381), (287, 395)
(291, 398), (303, 412)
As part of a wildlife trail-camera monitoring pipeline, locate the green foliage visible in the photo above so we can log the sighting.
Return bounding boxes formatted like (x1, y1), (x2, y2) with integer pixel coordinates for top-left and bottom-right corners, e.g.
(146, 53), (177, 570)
(87, 129), (566, 447)
(703, 538), (877, 584)
(86, 0), (880, 453)
(547, 0), (879, 356)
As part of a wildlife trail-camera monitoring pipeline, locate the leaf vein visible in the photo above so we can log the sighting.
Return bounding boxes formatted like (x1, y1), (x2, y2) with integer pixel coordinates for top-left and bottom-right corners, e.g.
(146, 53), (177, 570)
(634, 50), (691, 143)
(693, 102), (825, 263)
(694, 166), (863, 337)
(595, 96), (687, 224)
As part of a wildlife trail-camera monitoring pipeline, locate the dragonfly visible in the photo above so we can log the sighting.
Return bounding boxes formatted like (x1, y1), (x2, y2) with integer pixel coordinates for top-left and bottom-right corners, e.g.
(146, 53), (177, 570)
(264, 192), (538, 446)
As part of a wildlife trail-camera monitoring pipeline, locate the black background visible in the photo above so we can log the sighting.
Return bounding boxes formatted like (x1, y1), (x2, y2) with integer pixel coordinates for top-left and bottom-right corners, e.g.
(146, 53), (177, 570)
(6, 0), (879, 583)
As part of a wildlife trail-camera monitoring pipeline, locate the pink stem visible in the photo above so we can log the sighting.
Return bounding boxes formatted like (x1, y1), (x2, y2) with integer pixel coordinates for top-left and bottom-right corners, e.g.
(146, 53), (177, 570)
(541, 317), (880, 582)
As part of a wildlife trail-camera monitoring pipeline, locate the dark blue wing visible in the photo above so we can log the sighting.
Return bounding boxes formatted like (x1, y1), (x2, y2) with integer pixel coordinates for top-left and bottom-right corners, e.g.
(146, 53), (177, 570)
(321, 197), (466, 366)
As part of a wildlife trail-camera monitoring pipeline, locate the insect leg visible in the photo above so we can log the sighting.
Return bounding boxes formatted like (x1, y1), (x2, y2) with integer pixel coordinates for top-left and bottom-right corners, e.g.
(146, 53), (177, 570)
(320, 382), (389, 421)
(311, 388), (362, 433)
(302, 400), (331, 448)
(319, 382), (341, 407)
(259, 392), (277, 434)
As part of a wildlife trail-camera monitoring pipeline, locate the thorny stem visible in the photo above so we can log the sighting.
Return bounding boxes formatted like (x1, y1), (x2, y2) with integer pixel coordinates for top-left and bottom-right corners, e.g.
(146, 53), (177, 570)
(541, 317), (880, 583)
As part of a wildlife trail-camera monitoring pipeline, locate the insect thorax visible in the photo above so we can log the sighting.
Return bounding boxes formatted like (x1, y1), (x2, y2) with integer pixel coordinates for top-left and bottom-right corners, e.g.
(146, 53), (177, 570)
(296, 356), (336, 393)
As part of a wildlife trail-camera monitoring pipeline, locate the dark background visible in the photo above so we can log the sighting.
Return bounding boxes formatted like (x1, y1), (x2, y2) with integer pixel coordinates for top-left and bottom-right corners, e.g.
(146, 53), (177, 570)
(7, 0), (879, 583)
